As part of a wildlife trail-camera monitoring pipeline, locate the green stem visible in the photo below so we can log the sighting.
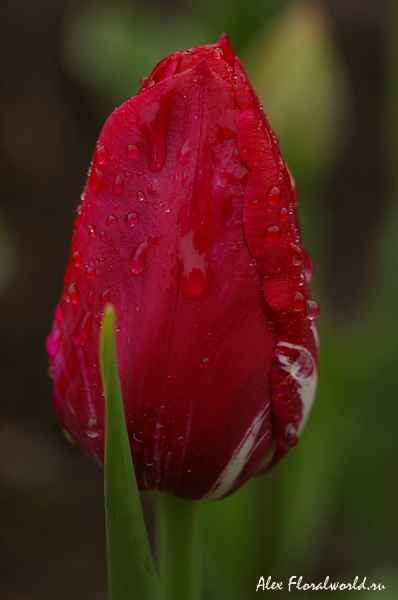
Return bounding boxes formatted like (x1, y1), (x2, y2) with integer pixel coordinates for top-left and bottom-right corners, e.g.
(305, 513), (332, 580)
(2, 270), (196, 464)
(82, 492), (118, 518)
(157, 493), (201, 600)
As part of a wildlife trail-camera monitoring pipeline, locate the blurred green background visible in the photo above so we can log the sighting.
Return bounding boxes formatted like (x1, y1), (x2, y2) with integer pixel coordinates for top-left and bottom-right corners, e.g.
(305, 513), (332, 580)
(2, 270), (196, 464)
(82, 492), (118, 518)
(0, 0), (397, 598)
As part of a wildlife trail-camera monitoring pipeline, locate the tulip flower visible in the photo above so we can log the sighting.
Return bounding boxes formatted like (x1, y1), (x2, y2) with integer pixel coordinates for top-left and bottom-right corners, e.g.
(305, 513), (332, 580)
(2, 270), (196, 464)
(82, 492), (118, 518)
(47, 34), (319, 501)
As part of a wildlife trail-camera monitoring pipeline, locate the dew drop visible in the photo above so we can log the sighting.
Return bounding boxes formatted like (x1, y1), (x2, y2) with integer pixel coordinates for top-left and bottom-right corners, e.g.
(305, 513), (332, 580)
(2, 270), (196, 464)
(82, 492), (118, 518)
(304, 254), (314, 283)
(126, 144), (140, 158)
(306, 300), (320, 320)
(100, 289), (110, 305)
(68, 283), (79, 304)
(86, 417), (102, 439)
(283, 424), (298, 448)
(265, 225), (281, 242)
(72, 250), (82, 266)
(179, 262), (212, 299)
(279, 207), (289, 222)
(125, 212), (138, 227)
(202, 357), (210, 366)
(129, 238), (156, 275)
(292, 292), (305, 312)
(88, 167), (103, 193)
(85, 267), (96, 280)
(113, 175), (123, 196)
(213, 47), (223, 59)
(267, 186), (281, 205)
(137, 106), (167, 173)
(137, 190), (145, 201)
(87, 225), (96, 237)
(178, 140), (191, 165)
(88, 291), (95, 306)
(100, 231), (107, 242)
(72, 311), (92, 346)
(137, 171), (145, 180)
(290, 243), (305, 266)
(106, 214), (118, 227)
(250, 199), (260, 209)
(96, 146), (107, 164)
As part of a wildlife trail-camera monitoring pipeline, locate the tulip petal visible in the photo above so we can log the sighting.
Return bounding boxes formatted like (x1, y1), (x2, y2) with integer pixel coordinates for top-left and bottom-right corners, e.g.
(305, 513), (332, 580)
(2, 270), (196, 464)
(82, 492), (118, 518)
(47, 35), (319, 500)
(235, 100), (318, 467)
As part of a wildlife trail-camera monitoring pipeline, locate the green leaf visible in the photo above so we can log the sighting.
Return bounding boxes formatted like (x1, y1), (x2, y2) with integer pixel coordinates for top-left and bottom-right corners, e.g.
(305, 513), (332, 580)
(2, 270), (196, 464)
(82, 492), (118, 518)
(100, 305), (163, 600)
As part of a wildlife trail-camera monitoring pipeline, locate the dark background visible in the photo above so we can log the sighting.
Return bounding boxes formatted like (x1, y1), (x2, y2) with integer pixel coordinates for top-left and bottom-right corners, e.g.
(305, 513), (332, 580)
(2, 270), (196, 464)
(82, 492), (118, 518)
(1, 0), (397, 598)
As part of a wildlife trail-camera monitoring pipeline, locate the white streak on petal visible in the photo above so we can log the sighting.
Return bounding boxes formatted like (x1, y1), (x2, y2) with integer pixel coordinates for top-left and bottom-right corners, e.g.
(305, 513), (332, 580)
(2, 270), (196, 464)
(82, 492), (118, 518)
(201, 407), (270, 501)
(277, 341), (317, 432)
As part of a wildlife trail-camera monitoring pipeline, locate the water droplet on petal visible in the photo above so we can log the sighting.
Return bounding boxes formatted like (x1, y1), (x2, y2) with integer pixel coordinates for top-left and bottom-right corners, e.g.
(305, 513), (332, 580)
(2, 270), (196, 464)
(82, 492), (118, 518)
(125, 212), (138, 227)
(68, 283), (79, 304)
(106, 214), (118, 227)
(113, 175), (123, 196)
(87, 225), (96, 237)
(100, 289), (110, 305)
(213, 47), (223, 59)
(72, 250), (82, 266)
(86, 417), (102, 439)
(284, 424), (298, 448)
(178, 140), (191, 165)
(306, 300), (320, 320)
(96, 146), (107, 164)
(137, 105), (168, 173)
(304, 254), (314, 282)
(279, 207), (289, 222)
(89, 167), (103, 193)
(290, 242), (305, 266)
(268, 186), (281, 205)
(129, 238), (157, 275)
(85, 267), (96, 280)
(72, 311), (92, 346)
(292, 292), (305, 312)
(137, 191), (145, 201)
(180, 262), (212, 299)
(265, 225), (281, 242)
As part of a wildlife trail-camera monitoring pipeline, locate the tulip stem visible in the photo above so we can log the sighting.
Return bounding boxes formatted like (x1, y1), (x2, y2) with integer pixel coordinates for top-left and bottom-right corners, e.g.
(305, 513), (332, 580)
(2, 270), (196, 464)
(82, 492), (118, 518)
(157, 492), (201, 600)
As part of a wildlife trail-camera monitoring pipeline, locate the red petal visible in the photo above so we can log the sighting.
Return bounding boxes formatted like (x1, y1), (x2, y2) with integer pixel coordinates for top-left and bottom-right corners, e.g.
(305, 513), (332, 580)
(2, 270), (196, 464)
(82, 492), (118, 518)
(235, 100), (318, 467)
(47, 37), (319, 499)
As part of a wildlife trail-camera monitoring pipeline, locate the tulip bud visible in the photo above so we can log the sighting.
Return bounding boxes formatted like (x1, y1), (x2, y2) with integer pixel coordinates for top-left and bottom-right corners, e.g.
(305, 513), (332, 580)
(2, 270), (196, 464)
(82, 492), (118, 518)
(47, 35), (319, 500)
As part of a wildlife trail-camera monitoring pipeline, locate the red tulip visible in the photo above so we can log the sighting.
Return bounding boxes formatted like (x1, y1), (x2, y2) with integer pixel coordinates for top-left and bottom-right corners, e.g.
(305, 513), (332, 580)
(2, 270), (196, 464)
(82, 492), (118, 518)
(47, 35), (319, 500)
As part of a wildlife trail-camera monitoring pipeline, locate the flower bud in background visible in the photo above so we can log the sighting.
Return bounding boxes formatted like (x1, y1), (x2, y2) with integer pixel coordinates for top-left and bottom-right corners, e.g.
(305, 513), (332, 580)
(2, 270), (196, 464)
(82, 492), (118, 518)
(46, 35), (319, 500)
